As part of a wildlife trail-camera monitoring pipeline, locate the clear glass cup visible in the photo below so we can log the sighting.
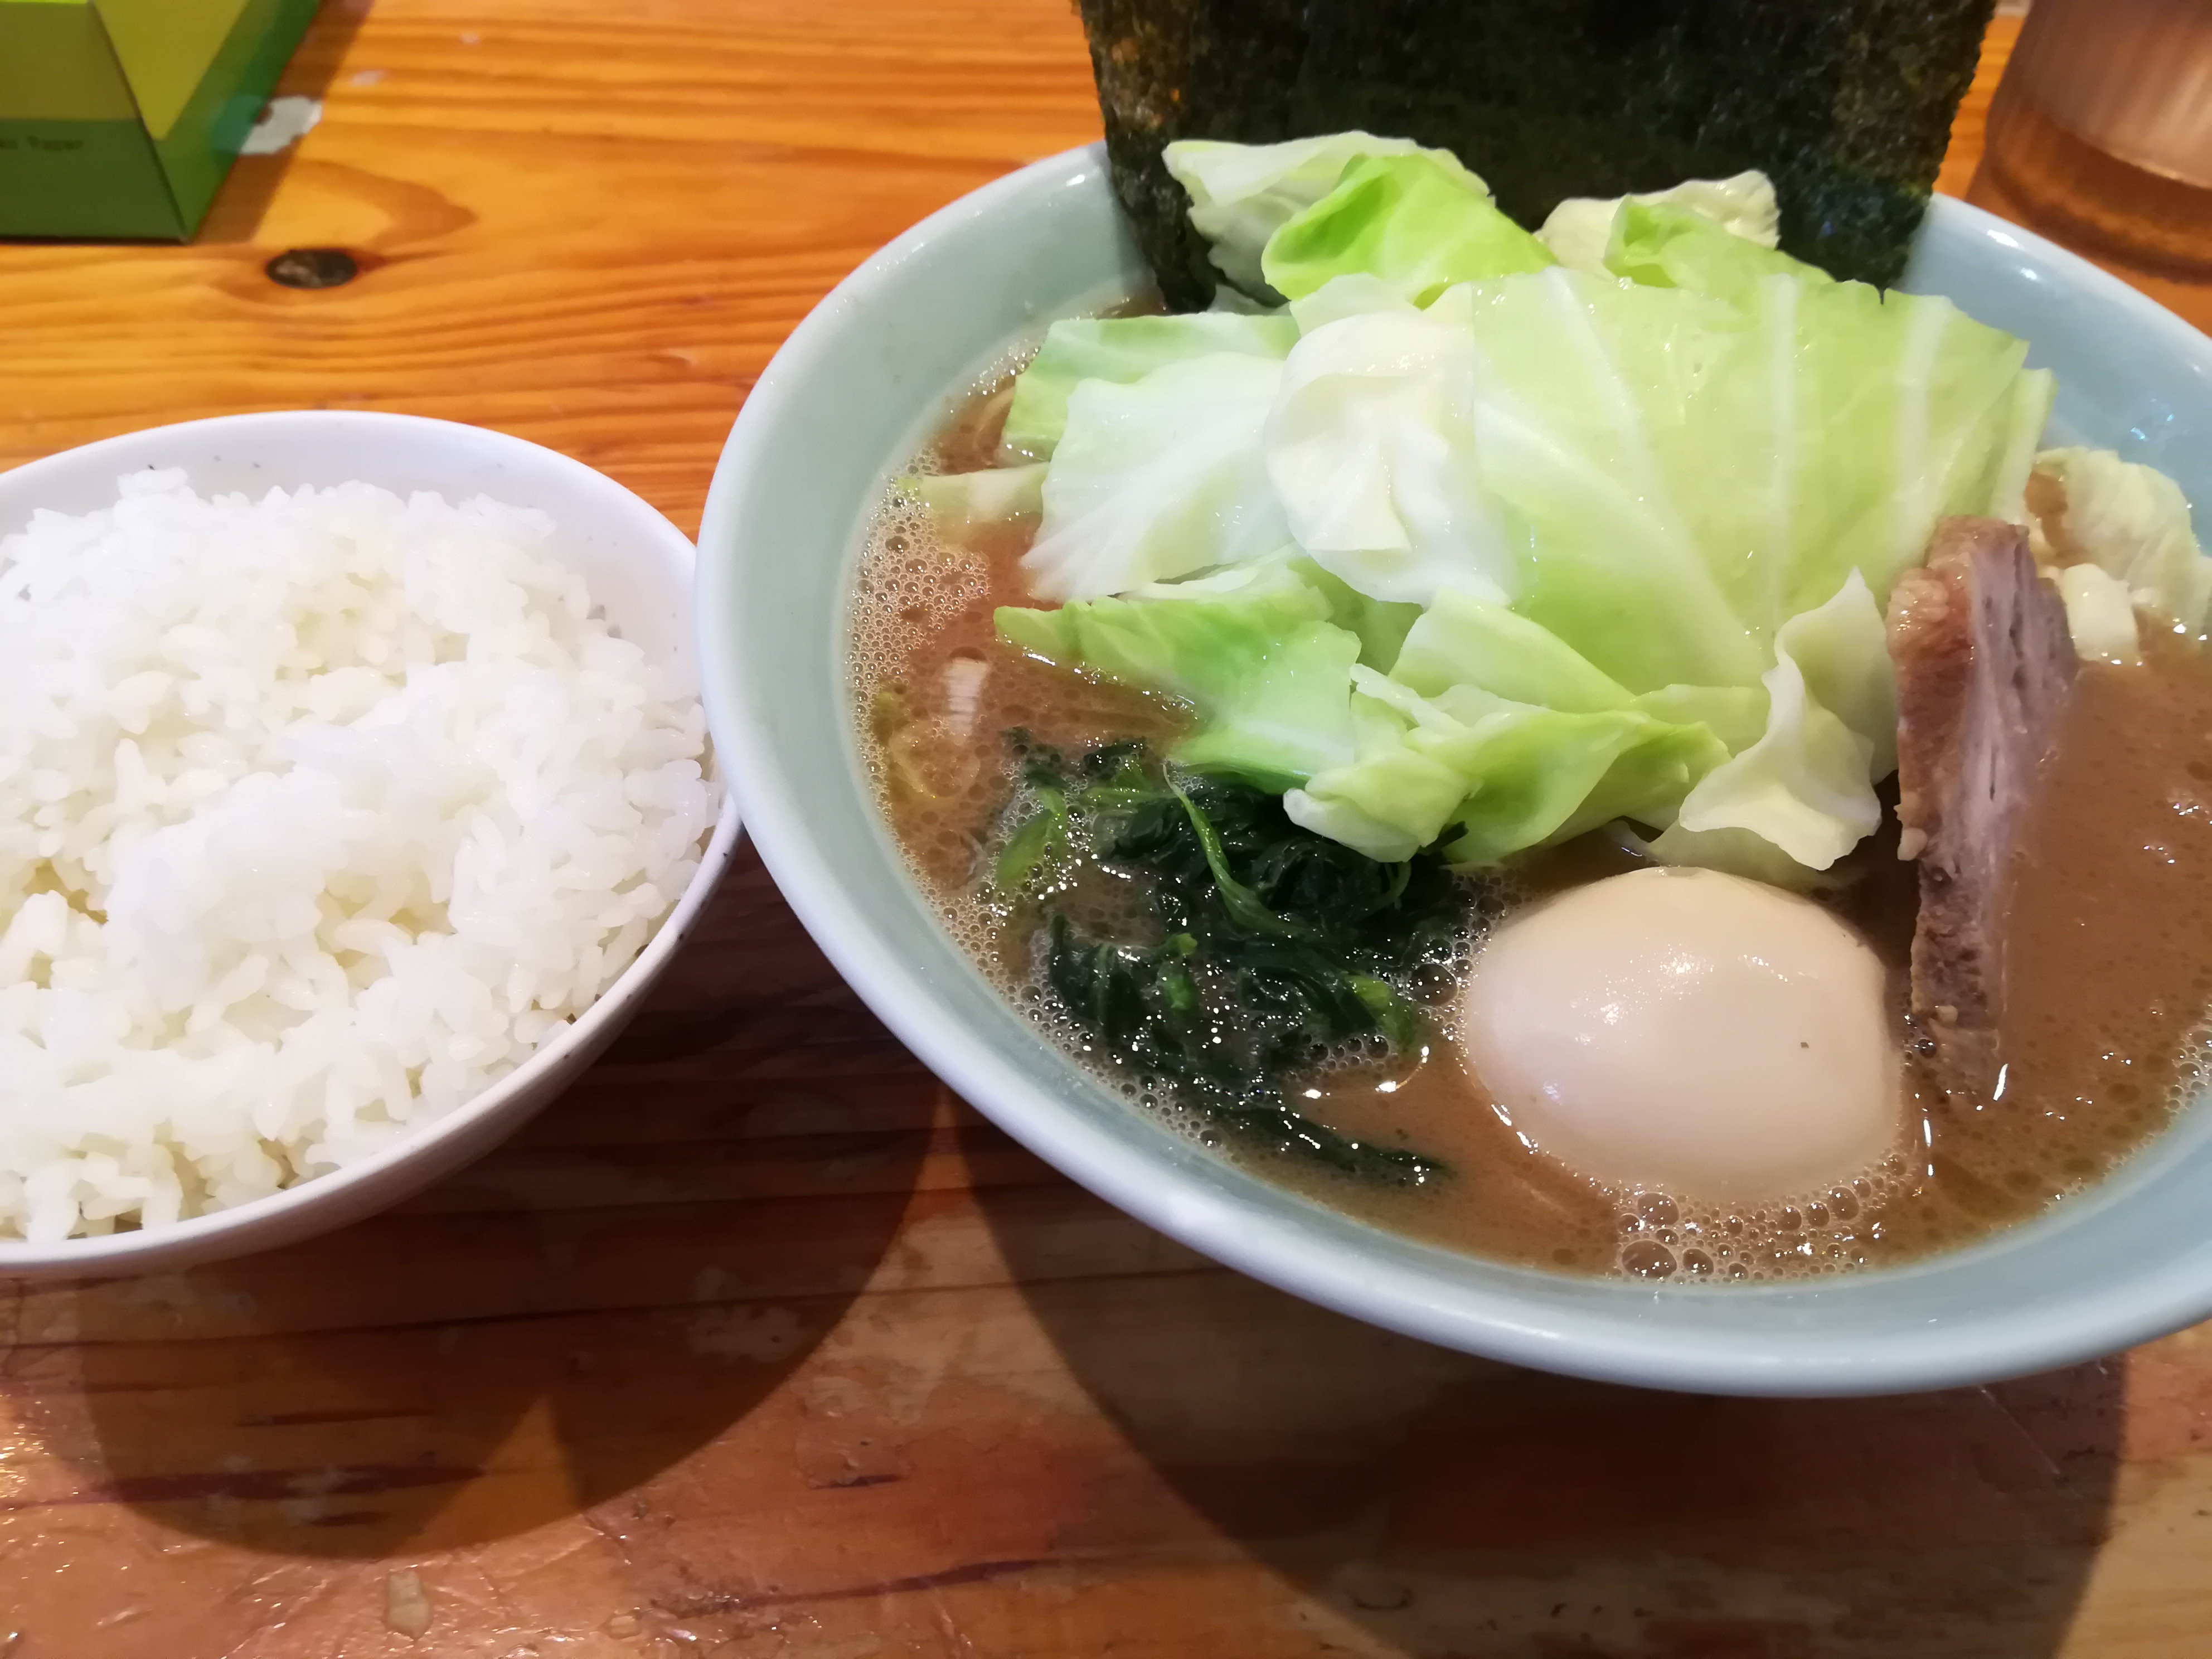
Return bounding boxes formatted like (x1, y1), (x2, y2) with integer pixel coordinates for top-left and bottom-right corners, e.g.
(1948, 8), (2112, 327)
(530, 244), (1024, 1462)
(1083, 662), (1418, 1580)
(1973, 0), (2212, 274)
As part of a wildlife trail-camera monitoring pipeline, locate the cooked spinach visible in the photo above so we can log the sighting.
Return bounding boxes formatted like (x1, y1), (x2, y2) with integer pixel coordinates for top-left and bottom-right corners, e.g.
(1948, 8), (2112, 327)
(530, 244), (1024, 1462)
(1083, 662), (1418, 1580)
(995, 733), (1472, 1183)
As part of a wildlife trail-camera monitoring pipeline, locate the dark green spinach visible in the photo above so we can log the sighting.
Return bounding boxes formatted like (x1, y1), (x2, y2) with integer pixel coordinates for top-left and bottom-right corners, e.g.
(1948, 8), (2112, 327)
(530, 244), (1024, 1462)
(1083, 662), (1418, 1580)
(995, 733), (1472, 1184)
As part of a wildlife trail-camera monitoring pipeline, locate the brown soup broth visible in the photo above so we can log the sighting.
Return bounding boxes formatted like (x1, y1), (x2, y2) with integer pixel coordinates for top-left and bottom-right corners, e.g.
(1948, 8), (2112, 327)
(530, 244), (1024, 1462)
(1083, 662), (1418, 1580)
(852, 366), (2212, 1284)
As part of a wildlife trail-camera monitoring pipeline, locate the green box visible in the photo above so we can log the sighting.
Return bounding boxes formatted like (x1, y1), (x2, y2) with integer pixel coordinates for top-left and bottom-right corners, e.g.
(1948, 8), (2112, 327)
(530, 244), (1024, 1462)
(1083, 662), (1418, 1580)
(0, 0), (320, 239)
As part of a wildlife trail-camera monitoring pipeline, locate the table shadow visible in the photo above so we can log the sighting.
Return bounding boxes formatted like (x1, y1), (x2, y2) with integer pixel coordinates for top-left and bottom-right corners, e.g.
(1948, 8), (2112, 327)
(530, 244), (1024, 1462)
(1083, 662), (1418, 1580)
(979, 1178), (2123, 1659)
(37, 852), (934, 1559)
(193, 0), (377, 246)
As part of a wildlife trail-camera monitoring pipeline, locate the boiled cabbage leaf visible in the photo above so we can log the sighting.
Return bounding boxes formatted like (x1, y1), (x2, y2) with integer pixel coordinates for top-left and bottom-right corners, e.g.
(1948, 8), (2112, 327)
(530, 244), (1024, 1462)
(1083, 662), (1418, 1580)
(1438, 267), (2047, 692)
(1284, 666), (1731, 865)
(1007, 262), (2045, 870)
(2057, 563), (2142, 667)
(997, 561), (1359, 788)
(1280, 594), (1751, 865)
(1990, 368), (2058, 525)
(1286, 556), (1423, 671)
(1020, 353), (1288, 601)
(1653, 572), (1896, 874)
(1000, 312), (1298, 461)
(1537, 171), (1781, 274)
(1390, 587), (1636, 712)
(1260, 153), (1554, 306)
(1162, 133), (1479, 300)
(1600, 199), (1828, 304)
(2029, 446), (2212, 632)
(906, 463), (1046, 534)
(1287, 273), (1417, 333)
(1263, 305), (1515, 607)
(997, 139), (2056, 881)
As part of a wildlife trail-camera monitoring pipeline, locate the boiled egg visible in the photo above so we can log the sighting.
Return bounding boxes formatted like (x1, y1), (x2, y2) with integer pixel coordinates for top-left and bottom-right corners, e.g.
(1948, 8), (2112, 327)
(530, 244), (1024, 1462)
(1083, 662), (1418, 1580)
(1458, 866), (1899, 1204)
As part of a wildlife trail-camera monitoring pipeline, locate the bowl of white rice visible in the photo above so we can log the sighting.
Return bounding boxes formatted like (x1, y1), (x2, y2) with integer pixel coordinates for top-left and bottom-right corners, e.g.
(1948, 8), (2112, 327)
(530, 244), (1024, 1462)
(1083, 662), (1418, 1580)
(0, 410), (741, 1277)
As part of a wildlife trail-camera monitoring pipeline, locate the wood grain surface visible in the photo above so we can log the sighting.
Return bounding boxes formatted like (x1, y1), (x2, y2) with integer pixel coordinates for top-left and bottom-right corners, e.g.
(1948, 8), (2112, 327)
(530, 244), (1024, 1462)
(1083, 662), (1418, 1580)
(3, 5), (2210, 1657)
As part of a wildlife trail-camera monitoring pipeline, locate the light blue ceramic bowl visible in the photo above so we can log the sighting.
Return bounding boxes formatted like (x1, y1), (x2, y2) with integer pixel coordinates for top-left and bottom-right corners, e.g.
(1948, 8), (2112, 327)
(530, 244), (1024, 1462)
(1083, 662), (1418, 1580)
(698, 144), (2212, 1395)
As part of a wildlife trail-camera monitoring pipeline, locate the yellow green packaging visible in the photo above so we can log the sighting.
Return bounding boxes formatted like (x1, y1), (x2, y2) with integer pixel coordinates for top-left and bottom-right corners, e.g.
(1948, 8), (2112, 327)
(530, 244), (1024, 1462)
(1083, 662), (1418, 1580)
(0, 0), (320, 239)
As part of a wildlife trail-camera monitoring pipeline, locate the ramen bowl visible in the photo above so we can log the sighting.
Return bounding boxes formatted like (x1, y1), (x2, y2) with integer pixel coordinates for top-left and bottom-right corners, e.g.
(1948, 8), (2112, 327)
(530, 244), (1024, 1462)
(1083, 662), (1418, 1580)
(697, 144), (2212, 1395)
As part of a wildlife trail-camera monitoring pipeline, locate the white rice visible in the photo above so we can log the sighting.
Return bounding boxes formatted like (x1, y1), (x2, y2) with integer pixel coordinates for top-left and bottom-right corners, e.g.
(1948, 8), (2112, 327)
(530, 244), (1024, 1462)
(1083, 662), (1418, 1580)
(0, 470), (717, 1241)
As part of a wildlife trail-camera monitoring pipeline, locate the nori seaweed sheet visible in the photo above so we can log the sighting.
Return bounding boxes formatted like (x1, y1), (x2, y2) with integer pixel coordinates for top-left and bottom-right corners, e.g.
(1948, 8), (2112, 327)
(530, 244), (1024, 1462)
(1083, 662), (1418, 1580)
(1077, 0), (1996, 307)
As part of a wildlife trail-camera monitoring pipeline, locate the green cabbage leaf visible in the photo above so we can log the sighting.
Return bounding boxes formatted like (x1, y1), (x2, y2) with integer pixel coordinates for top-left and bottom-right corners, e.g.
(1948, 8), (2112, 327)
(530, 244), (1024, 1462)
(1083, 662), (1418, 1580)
(906, 463), (1046, 534)
(1285, 612), (1735, 864)
(1537, 171), (1781, 274)
(1000, 312), (1298, 460)
(1254, 265), (2048, 695)
(1162, 132), (1479, 300)
(2030, 445), (2212, 632)
(997, 561), (1359, 789)
(1262, 303), (1510, 606)
(1650, 571), (1896, 875)
(1020, 353), (1289, 600)
(1600, 198), (1828, 303)
(1260, 153), (1555, 305)
(984, 139), (2067, 880)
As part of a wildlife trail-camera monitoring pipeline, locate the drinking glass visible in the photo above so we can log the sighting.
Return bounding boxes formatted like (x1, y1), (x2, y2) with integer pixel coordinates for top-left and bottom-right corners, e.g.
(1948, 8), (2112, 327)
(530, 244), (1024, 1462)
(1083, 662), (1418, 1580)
(1975, 0), (2212, 273)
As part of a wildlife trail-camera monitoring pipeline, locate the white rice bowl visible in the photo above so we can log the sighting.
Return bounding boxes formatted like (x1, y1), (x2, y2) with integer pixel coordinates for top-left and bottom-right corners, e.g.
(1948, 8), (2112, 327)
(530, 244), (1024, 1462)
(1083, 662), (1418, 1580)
(0, 470), (717, 1242)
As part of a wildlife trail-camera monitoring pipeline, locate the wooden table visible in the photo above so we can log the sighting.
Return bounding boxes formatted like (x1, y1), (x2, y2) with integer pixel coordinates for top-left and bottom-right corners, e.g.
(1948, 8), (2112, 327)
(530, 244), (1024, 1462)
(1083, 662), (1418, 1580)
(3, 6), (2208, 1656)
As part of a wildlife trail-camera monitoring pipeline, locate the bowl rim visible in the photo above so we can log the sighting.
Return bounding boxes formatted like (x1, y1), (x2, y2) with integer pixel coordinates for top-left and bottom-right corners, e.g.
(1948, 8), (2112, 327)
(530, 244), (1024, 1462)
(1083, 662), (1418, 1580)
(0, 408), (744, 1273)
(698, 143), (2212, 1395)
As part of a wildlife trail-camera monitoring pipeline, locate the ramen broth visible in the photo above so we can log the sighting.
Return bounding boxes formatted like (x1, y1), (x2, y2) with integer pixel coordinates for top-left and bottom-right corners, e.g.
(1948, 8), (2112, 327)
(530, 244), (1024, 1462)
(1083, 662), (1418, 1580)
(853, 361), (2212, 1283)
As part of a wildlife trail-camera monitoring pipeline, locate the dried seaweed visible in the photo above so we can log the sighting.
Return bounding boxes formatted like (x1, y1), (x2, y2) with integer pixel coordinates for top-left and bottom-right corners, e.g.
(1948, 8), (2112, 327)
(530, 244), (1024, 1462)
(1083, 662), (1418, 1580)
(1076, 0), (1996, 306)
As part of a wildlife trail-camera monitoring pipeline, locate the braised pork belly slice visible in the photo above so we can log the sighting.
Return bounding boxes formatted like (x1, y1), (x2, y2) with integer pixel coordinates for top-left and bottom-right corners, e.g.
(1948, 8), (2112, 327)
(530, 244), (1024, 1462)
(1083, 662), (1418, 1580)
(1888, 516), (2079, 1095)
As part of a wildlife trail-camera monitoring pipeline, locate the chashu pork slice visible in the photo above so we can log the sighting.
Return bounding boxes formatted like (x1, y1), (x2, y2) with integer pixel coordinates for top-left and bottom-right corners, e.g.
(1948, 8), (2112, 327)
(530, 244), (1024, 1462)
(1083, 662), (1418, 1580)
(1888, 516), (2079, 1095)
